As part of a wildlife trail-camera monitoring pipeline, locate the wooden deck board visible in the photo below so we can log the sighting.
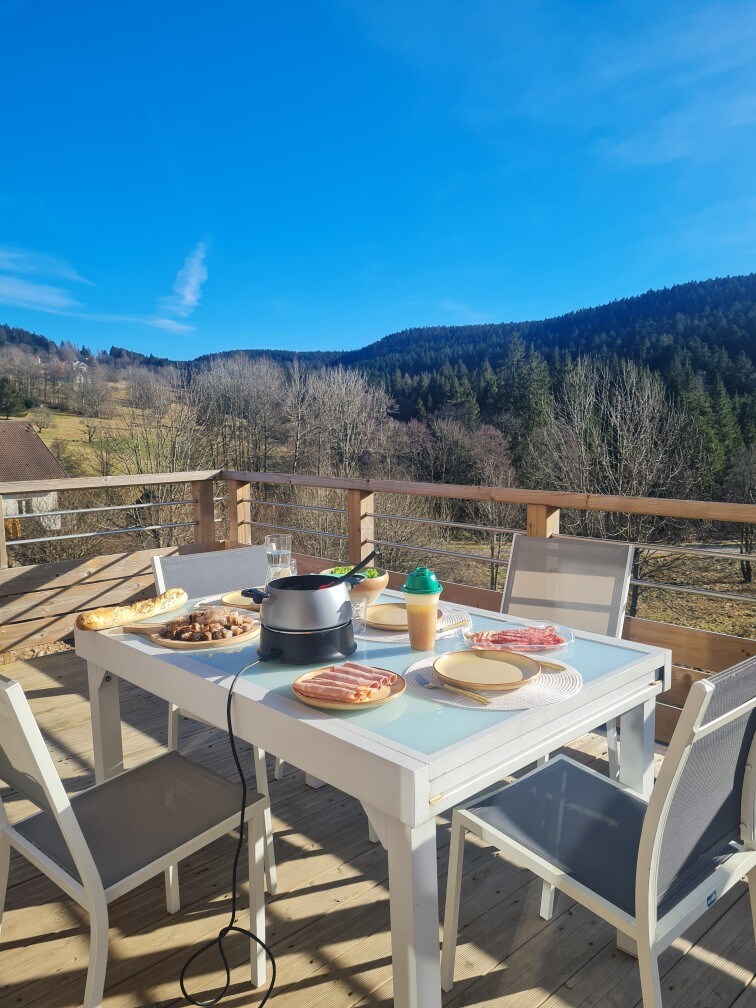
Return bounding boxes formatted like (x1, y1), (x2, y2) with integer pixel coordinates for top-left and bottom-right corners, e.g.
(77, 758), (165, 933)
(0, 651), (753, 1008)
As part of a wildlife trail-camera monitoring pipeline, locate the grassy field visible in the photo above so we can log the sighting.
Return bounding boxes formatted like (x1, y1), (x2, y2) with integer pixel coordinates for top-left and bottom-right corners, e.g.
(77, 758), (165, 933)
(29, 384), (132, 476)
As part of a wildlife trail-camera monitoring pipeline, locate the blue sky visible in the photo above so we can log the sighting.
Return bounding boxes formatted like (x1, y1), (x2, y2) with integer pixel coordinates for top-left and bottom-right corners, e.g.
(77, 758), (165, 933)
(2, 0), (755, 358)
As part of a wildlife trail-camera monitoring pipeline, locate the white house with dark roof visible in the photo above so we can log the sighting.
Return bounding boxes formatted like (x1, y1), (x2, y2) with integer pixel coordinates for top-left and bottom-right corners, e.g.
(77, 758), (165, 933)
(0, 421), (68, 532)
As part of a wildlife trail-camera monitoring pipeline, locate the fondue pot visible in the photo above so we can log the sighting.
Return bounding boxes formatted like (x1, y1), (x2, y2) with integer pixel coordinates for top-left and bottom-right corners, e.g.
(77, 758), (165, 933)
(248, 573), (365, 632)
(247, 551), (379, 663)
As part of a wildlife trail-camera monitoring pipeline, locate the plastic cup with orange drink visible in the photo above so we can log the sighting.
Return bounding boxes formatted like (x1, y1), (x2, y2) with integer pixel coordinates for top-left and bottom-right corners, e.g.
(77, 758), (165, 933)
(401, 567), (443, 651)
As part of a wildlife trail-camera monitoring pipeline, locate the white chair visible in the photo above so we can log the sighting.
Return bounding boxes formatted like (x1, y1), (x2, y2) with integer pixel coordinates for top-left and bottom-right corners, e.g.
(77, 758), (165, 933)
(0, 673), (269, 1008)
(152, 545), (270, 601)
(153, 545), (281, 893)
(441, 656), (756, 1006)
(501, 533), (634, 918)
(502, 533), (634, 779)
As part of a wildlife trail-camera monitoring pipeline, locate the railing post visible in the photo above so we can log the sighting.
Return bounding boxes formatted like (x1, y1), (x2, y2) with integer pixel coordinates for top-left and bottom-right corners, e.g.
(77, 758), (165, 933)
(527, 504), (560, 538)
(0, 496), (7, 569)
(347, 489), (375, 563)
(192, 479), (216, 545)
(226, 479), (252, 545)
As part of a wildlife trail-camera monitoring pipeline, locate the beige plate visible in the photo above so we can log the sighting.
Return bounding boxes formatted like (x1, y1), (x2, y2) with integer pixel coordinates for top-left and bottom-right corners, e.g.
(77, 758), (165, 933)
(365, 603), (442, 631)
(292, 668), (406, 711)
(434, 650), (541, 691)
(220, 589), (263, 611)
(149, 623), (261, 650)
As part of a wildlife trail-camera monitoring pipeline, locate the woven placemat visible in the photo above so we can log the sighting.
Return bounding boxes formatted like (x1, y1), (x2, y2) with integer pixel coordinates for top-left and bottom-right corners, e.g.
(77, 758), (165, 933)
(356, 603), (472, 643)
(404, 655), (583, 710)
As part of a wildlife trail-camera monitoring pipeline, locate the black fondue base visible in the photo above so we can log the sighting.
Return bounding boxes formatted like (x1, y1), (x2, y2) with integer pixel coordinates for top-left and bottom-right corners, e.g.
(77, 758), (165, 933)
(257, 622), (357, 664)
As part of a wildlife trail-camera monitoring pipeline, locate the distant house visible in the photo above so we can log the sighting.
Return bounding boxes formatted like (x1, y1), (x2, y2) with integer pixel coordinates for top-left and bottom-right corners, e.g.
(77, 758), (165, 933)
(0, 422), (68, 533)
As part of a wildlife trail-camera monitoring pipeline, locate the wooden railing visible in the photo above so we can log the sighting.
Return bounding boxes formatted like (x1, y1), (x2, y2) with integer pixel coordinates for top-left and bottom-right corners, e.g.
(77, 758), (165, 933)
(2, 468), (754, 742)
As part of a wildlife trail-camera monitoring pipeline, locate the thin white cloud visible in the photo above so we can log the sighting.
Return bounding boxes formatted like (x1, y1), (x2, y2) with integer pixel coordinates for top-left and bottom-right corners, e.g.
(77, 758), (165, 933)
(159, 241), (208, 318)
(0, 241), (205, 335)
(0, 244), (94, 285)
(0, 275), (82, 311)
(147, 316), (195, 333)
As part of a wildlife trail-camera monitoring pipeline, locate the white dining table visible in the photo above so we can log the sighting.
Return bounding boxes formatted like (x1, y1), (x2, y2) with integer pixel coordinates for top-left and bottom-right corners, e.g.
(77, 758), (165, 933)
(76, 595), (671, 1008)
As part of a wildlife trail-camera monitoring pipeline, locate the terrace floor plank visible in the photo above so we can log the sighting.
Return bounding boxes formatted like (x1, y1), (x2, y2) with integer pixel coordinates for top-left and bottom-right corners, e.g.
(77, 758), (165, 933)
(0, 651), (753, 1008)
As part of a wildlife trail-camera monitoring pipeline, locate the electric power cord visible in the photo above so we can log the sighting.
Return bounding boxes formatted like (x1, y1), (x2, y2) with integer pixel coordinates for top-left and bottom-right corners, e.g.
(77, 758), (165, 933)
(179, 659), (276, 1006)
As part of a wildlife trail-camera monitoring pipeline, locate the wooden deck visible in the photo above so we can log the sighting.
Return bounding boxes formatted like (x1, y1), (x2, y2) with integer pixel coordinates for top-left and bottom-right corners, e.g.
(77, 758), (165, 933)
(1, 651), (755, 1008)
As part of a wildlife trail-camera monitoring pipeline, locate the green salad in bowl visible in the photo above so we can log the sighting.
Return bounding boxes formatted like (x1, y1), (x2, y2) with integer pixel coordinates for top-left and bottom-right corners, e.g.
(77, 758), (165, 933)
(328, 566), (381, 579)
(322, 564), (389, 606)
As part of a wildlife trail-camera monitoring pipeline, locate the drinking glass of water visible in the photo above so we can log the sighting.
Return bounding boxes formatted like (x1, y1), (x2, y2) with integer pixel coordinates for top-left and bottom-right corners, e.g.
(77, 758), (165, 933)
(351, 598), (367, 636)
(265, 534), (292, 570)
(267, 559), (297, 582)
(350, 598), (368, 661)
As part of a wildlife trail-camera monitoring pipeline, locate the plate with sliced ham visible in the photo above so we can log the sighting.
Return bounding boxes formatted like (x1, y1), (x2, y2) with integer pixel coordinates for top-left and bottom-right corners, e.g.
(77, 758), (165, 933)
(464, 622), (574, 653)
(292, 661), (406, 711)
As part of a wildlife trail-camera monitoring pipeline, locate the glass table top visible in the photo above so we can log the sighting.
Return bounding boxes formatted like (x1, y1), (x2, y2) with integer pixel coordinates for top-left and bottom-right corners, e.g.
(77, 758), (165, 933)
(147, 600), (655, 757)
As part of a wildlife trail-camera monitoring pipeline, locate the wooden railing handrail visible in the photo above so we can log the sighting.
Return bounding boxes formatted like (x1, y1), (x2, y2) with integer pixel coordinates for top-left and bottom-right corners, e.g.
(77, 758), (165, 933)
(221, 470), (756, 524)
(0, 470), (224, 496)
(0, 468), (753, 524)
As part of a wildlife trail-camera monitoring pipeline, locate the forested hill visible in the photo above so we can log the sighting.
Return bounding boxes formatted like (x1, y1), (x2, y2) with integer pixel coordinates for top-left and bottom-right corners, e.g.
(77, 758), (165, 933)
(197, 272), (756, 430)
(343, 273), (755, 441)
(344, 273), (756, 377)
(2, 272), (755, 437)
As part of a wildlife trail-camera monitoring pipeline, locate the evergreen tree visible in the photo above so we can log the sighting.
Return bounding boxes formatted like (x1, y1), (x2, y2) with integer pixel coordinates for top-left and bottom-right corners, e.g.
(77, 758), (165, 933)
(494, 337), (552, 467)
(679, 375), (721, 490)
(711, 378), (745, 482)
(0, 376), (26, 418)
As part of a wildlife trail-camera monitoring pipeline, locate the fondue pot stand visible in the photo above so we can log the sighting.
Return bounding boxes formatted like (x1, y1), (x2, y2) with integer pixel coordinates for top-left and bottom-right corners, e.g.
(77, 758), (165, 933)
(256, 621), (357, 664)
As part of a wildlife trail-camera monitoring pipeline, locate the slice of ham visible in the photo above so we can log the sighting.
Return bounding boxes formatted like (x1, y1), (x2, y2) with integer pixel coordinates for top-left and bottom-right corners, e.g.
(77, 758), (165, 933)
(341, 661), (397, 686)
(294, 662), (398, 704)
(316, 670), (385, 689)
(302, 675), (373, 695)
(467, 624), (566, 651)
(294, 681), (372, 702)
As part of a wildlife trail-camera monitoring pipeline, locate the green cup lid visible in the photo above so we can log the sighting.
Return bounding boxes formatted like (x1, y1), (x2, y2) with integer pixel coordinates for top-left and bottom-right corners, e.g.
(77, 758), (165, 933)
(402, 566), (443, 594)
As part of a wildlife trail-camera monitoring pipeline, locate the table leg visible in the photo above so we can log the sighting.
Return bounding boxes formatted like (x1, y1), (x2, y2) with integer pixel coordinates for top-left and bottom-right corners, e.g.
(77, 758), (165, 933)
(385, 816), (442, 1008)
(617, 697), (656, 800)
(87, 661), (124, 784)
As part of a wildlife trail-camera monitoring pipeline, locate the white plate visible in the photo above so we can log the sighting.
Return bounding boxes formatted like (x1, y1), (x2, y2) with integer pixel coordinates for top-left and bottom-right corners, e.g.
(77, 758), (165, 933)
(434, 650), (541, 691)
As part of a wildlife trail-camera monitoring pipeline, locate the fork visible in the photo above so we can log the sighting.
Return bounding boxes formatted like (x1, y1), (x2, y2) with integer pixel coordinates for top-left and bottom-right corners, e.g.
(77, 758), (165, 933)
(415, 673), (492, 705)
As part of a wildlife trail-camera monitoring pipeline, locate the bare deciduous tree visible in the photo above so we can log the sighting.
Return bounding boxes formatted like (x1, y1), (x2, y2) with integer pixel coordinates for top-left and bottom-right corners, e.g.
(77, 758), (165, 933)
(524, 358), (707, 613)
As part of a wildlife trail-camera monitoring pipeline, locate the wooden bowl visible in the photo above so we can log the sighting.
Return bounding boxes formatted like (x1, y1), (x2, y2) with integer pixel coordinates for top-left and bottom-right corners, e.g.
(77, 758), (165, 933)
(321, 566), (390, 608)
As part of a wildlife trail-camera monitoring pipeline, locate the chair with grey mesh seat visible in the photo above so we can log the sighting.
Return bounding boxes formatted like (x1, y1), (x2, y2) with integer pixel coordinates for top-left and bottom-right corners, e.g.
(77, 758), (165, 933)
(153, 545), (282, 893)
(441, 656), (756, 1006)
(502, 533), (634, 778)
(0, 674), (269, 1008)
(501, 533), (634, 920)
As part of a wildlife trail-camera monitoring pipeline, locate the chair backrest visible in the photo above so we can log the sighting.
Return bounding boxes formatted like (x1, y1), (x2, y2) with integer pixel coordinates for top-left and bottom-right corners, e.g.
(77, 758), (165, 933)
(500, 534), (634, 637)
(0, 675), (102, 892)
(641, 656), (756, 919)
(153, 544), (269, 597)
